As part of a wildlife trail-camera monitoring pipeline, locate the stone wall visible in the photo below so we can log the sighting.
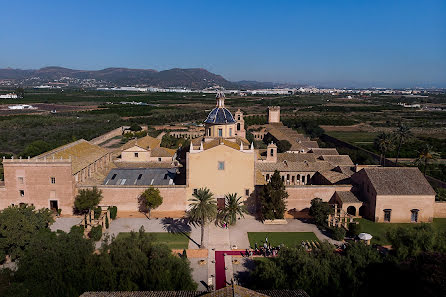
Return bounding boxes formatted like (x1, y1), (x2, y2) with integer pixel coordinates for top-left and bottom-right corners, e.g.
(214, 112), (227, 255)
(434, 201), (446, 218)
(285, 185), (352, 211)
(1, 159), (74, 213)
(77, 185), (187, 213)
(375, 195), (435, 223)
(90, 127), (124, 145)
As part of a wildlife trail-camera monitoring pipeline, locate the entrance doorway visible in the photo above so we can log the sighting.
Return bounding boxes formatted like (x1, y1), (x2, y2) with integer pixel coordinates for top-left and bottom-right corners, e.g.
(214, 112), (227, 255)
(50, 200), (58, 211)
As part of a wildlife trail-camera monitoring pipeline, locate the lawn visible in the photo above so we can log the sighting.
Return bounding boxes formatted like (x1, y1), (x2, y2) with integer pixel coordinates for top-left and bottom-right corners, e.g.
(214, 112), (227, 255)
(247, 232), (319, 248)
(356, 218), (446, 245)
(326, 131), (378, 144)
(116, 232), (190, 249)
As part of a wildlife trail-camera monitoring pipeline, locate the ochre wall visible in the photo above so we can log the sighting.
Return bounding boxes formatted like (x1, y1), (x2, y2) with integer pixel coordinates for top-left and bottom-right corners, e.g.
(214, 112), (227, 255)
(433, 201), (446, 218)
(375, 195), (435, 223)
(1, 160), (74, 213)
(121, 148), (151, 162)
(285, 185), (352, 211)
(77, 185), (187, 213)
(187, 145), (255, 200)
(206, 123), (237, 138)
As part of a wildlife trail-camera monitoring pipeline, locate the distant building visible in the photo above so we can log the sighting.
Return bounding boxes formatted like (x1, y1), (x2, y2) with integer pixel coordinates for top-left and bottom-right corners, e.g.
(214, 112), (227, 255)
(0, 93), (18, 99)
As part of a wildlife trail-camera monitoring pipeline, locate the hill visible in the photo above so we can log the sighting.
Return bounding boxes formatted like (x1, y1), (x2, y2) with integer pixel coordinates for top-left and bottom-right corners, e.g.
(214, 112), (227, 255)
(0, 67), (265, 89)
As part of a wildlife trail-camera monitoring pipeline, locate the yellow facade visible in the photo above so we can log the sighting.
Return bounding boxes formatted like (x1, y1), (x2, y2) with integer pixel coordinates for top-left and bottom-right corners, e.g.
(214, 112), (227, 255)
(186, 144), (255, 201)
(205, 123), (237, 138)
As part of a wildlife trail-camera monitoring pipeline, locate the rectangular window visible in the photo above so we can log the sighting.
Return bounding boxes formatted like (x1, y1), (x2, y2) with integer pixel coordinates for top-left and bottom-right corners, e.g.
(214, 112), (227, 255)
(158, 158), (162, 162)
(193, 189), (198, 195)
(18, 177), (24, 184)
(19, 190), (25, 197)
(245, 189), (249, 196)
(51, 177), (56, 184)
(270, 149), (274, 156)
(134, 152), (139, 158)
(218, 129), (223, 137)
(229, 128), (232, 137)
(218, 161), (225, 170)
(384, 209), (391, 222)
(411, 209), (419, 223)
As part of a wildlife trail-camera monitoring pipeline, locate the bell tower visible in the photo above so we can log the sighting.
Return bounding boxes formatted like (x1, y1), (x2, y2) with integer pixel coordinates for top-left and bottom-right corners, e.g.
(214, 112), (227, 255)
(234, 109), (246, 138)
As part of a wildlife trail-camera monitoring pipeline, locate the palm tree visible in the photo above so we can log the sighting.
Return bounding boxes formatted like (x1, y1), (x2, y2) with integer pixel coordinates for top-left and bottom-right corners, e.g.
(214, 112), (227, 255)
(219, 193), (247, 226)
(187, 187), (217, 248)
(415, 144), (440, 176)
(393, 124), (412, 166)
(374, 132), (395, 166)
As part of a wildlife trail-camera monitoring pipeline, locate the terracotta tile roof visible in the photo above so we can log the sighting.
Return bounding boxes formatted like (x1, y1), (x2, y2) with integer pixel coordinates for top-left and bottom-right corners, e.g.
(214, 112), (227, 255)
(277, 153), (317, 163)
(309, 148), (339, 156)
(202, 285), (269, 296)
(257, 160), (333, 173)
(317, 170), (351, 184)
(319, 155), (354, 166)
(35, 139), (109, 174)
(122, 135), (161, 151)
(256, 169), (267, 185)
(300, 141), (319, 149)
(361, 167), (436, 196)
(151, 147), (176, 158)
(193, 137), (250, 151)
(336, 191), (361, 203)
(114, 161), (181, 168)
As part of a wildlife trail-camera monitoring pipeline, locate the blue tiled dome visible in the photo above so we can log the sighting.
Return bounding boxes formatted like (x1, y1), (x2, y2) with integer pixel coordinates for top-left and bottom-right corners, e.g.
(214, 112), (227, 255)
(204, 107), (236, 124)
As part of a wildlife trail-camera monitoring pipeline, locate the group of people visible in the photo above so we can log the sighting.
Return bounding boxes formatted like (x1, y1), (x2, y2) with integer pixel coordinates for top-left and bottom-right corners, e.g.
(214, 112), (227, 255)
(244, 237), (282, 257)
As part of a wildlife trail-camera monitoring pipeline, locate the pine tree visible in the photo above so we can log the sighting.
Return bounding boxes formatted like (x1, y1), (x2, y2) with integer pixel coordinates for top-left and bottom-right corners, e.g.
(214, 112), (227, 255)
(259, 170), (288, 220)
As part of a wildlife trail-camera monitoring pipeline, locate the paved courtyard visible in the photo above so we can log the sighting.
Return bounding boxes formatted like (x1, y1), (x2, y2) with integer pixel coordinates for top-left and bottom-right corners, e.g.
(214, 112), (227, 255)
(51, 215), (334, 290)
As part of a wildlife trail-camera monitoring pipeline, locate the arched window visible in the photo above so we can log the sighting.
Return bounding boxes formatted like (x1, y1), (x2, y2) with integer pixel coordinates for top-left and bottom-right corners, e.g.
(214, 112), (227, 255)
(237, 123), (241, 131)
(307, 174), (311, 185)
(266, 174), (270, 181)
(302, 175), (306, 184)
(297, 174), (300, 184)
(347, 206), (356, 216)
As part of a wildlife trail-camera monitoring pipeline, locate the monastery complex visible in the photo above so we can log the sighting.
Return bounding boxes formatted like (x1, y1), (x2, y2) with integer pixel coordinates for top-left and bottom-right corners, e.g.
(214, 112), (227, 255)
(1, 92), (445, 223)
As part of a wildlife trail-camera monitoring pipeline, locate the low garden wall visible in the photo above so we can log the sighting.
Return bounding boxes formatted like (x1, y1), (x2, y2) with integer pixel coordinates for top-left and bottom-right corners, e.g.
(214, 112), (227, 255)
(77, 185), (187, 213)
(434, 201), (446, 218)
(286, 185), (353, 211)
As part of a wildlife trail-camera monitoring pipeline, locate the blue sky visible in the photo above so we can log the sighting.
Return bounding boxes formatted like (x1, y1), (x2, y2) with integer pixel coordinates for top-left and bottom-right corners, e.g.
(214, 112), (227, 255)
(0, 0), (445, 87)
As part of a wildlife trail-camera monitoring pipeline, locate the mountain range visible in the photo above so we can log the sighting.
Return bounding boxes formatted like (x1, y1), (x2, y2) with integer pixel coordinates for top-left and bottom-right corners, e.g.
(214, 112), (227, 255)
(0, 67), (275, 89)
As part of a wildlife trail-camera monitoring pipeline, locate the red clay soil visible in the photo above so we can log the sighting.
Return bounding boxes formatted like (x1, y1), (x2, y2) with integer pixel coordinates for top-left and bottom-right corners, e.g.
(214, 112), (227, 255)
(214, 251), (245, 290)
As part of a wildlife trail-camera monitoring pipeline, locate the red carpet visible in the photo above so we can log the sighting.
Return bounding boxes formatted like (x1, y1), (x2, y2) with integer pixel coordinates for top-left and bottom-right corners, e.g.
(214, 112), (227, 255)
(214, 251), (244, 289)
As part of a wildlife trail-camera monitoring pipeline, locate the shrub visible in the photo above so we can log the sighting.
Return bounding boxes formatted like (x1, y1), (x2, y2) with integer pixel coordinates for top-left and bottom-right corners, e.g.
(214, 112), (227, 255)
(331, 227), (346, 241)
(105, 216), (109, 229)
(89, 226), (102, 241)
(309, 198), (333, 227)
(94, 207), (101, 219)
(70, 225), (85, 236)
(349, 222), (361, 236)
(109, 206), (118, 220)
(74, 187), (103, 214)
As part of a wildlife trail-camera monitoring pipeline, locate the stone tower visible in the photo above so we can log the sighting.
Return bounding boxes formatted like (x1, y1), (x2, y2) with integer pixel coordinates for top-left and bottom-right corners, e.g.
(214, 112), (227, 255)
(268, 106), (280, 123)
(234, 109), (246, 138)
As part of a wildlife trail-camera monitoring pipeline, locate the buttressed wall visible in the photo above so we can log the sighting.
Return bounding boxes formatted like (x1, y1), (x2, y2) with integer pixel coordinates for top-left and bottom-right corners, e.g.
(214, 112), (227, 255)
(187, 144), (255, 200)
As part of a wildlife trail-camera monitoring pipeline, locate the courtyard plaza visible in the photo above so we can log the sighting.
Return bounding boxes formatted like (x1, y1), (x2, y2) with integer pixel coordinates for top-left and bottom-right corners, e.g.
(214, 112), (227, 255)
(50, 215), (336, 291)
